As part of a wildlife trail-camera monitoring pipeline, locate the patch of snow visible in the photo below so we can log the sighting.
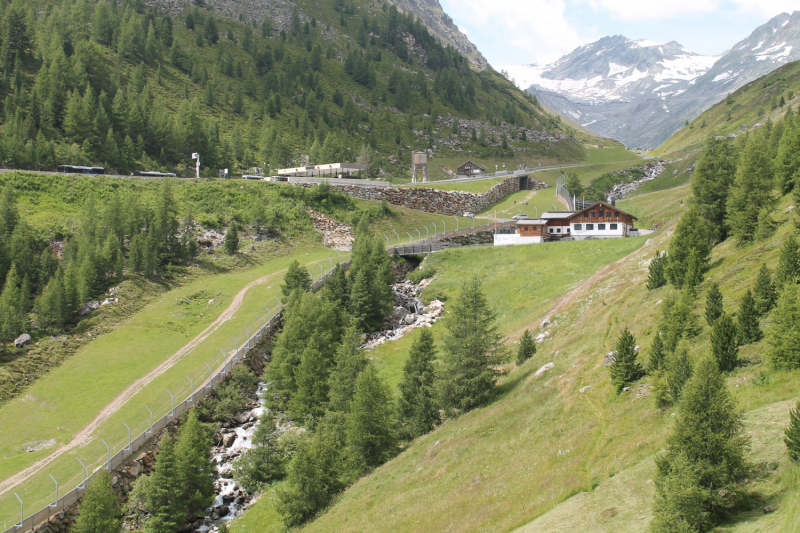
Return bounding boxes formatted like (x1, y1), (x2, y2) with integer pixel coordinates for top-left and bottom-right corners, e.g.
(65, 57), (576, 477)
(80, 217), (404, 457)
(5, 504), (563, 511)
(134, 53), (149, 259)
(713, 71), (732, 82)
(608, 62), (629, 77)
(752, 40), (765, 51)
(633, 39), (665, 47)
(756, 44), (792, 61)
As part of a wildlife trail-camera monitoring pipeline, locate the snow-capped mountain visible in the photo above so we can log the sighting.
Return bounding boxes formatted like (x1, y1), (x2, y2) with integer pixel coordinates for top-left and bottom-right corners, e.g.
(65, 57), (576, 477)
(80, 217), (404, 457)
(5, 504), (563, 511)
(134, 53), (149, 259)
(501, 12), (800, 148)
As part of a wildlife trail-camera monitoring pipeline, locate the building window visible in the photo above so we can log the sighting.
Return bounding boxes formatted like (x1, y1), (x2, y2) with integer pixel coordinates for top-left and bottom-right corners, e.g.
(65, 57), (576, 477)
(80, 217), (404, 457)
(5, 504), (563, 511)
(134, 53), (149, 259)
(574, 223), (582, 230)
(583, 212), (589, 218)
(610, 223), (618, 230)
(615, 212), (620, 218)
(591, 212), (597, 217)
(549, 228), (554, 233)
(586, 223), (594, 230)
(598, 224), (606, 230)
(599, 210), (604, 217)
(556, 227), (561, 233)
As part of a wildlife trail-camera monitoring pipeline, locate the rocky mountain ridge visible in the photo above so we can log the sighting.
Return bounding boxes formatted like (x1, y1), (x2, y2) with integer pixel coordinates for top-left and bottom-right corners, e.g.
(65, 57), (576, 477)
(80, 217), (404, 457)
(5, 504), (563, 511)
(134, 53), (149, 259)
(501, 11), (800, 148)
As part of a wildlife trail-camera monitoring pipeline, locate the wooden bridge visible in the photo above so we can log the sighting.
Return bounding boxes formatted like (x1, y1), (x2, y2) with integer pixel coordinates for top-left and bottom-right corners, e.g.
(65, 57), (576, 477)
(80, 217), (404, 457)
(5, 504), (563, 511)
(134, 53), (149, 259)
(389, 243), (463, 256)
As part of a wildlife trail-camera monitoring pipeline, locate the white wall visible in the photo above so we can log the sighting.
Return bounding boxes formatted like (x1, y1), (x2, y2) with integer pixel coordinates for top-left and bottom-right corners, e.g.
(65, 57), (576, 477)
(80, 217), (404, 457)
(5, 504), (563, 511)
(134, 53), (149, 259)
(493, 234), (543, 246)
(571, 222), (628, 239)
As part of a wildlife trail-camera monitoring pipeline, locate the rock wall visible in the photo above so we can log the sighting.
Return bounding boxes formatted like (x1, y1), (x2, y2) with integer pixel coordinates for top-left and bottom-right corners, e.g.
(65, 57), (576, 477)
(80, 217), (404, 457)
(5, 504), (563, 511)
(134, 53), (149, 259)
(300, 177), (548, 217)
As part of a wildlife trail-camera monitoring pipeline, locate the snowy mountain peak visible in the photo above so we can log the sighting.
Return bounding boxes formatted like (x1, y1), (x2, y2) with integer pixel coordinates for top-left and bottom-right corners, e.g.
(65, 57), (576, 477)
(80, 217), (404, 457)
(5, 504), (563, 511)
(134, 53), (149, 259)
(499, 11), (800, 148)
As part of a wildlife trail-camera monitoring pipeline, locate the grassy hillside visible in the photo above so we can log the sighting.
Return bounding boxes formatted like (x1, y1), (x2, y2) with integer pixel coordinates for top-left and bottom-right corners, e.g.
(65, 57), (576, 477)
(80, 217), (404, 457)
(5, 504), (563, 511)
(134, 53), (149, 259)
(231, 177), (800, 532)
(655, 59), (800, 155)
(1, 0), (594, 180)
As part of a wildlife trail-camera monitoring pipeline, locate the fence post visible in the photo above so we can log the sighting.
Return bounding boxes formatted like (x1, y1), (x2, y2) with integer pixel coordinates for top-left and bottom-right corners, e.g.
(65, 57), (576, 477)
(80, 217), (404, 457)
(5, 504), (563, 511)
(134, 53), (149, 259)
(186, 376), (194, 404)
(166, 389), (174, 418)
(205, 363), (213, 391)
(407, 232), (412, 244)
(327, 256), (333, 273)
(255, 315), (262, 339)
(14, 493), (22, 528)
(274, 296), (281, 309)
(335, 249), (342, 264)
(49, 475), (58, 516)
(219, 349), (228, 375)
(243, 326), (250, 350)
(77, 458), (86, 490)
(145, 405), (153, 435)
(123, 422), (132, 452)
(102, 439), (110, 470)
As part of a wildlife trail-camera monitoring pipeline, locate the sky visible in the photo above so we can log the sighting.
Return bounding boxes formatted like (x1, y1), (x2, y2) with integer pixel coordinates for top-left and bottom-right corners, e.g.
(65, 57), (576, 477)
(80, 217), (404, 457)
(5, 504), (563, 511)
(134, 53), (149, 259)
(438, 0), (798, 67)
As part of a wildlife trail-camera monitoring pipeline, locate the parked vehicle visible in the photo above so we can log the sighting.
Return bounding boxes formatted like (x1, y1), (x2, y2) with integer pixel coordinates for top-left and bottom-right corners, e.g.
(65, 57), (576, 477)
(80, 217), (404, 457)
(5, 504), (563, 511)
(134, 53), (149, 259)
(512, 214), (529, 220)
(463, 212), (475, 217)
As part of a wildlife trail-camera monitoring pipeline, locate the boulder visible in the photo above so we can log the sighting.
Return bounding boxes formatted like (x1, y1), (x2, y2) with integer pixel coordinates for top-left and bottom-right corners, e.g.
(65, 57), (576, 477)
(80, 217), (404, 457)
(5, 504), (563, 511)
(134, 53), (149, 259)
(100, 298), (112, 307)
(535, 331), (550, 343)
(403, 314), (416, 325)
(533, 363), (554, 378)
(579, 385), (592, 393)
(603, 352), (616, 367)
(129, 464), (141, 477)
(222, 433), (236, 447)
(78, 305), (92, 316)
(392, 307), (408, 322)
(234, 411), (251, 424)
(13, 333), (31, 348)
(539, 317), (551, 329)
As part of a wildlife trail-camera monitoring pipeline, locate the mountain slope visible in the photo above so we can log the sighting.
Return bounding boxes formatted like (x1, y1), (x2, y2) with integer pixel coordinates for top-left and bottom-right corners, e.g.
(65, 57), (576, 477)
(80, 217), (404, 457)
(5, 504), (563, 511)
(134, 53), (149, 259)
(502, 11), (800, 149)
(656, 58), (800, 155)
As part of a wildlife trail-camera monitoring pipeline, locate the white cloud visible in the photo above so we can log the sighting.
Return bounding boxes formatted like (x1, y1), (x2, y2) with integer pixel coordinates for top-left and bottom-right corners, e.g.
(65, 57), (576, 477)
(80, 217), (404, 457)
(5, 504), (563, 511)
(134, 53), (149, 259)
(728, 0), (798, 18)
(580, 0), (722, 20)
(441, 0), (587, 65)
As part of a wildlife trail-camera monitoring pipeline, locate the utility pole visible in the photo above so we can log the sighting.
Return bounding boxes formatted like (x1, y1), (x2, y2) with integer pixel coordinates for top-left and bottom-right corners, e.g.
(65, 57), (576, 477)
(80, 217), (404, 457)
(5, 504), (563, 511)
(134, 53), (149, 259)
(192, 153), (200, 179)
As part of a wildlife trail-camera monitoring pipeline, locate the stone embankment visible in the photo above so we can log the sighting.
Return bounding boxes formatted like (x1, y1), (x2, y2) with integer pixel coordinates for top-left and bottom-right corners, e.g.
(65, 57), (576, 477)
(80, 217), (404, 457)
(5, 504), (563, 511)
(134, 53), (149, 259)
(300, 176), (548, 217)
(607, 161), (668, 199)
(307, 208), (355, 251)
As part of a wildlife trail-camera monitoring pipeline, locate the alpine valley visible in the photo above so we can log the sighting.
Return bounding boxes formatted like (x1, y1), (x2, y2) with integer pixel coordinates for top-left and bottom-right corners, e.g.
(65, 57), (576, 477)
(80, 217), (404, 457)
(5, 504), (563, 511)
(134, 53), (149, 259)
(501, 11), (800, 148)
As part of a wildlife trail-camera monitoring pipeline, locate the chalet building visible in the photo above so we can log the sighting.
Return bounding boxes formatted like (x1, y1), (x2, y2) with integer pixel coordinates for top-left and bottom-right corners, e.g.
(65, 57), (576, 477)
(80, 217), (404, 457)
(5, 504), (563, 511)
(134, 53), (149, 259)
(493, 202), (638, 246)
(456, 161), (485, 177)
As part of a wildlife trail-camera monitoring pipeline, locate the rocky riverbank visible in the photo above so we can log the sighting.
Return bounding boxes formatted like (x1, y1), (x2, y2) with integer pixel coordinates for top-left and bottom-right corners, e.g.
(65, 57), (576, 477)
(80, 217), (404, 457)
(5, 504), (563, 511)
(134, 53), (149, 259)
(362, 278), (443, 350)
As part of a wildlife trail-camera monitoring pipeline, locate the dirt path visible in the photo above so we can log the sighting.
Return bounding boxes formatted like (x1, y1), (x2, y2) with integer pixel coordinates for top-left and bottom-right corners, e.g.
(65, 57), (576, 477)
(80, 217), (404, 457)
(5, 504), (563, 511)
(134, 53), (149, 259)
(0, 265), (295, 497)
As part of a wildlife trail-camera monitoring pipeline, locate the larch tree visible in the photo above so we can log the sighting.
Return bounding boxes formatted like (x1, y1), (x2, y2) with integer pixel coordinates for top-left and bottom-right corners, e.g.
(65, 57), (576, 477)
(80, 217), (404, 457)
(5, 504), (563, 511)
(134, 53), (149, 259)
(398, 328), (439, 439)
(767, 285), (800, 369)
(690, 136), (738, 243)
(753, 263), (777, 316)
(647, 332), (666, 375)
(726, 131), (775, 245)
(610, 327), (643, 393)
(290, 337), (332, 419)
(785, 400), (800, 462)
(705, 282), (724, 326)
(667, 207), (710, 288)
(345, 364), (396, 473)
(327, 323), (367, 412)
(516, 329), (537, 365)
(647, 252), (668, 290)
(736, 289), (762, 345)
(650, 355), (749, 533)
(72, 470), (120, 533)
(281, 260), (312, 299)
(437, 276), (505, 413)
(223, 221), (239, 255)
(145, 435), (182, 533)
(776, 234), (800, 287)
(710, 313), (739, 372)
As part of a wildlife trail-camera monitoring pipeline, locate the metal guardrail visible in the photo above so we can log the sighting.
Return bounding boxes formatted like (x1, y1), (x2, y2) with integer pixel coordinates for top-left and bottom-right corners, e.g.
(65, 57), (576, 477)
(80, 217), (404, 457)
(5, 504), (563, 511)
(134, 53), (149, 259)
(0, 261), (350, 533)
(390, 243), (461, 255)
(287, 177), (391, 187)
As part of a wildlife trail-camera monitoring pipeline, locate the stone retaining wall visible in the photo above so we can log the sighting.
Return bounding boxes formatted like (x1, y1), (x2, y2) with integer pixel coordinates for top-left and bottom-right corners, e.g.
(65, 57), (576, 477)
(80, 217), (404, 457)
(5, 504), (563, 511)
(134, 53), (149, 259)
(299, 176), (548, 216)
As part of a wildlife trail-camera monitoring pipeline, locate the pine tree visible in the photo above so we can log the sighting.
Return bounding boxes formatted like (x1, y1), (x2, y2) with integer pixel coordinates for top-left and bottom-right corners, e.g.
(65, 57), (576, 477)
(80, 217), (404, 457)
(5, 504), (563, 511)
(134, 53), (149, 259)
(726, 131), (775, 244)
(609, 327), (643, 393)
(73, 470), (120, 533)
(753, 263), (777, 316)
(767, 285), (800, 369)
(710, 313), (739, 372)
(776, 234), (800, 287)
(647, 252), (667, 290)
(736, 289), (762, 345)
(647, 332), (666, 375)
(667, 207), (710, 288)
(281, 260), (311, 298)
(35, 268), (67, 333)
(437, 276), (505, 413)
(233, 415), (287, 492)
(565, 171), (584, 199)
(683, 248), (706, 288)
(705, 282), (724, 326)
(145, 435), (182, 533)
(399, 328), (439, 439)
(662, 288), (699, 354)
(517, 329), (537, 365)
(224, 222), (239, 255)
(785, 400), (800, 462)
(175, 411), (215, 519)
(322, 264), (350, 310)
(666, 343), (693, 403)
(651, 355), (749, 532)
(346, 364), (396, 473)
(328, 324), (367, 412)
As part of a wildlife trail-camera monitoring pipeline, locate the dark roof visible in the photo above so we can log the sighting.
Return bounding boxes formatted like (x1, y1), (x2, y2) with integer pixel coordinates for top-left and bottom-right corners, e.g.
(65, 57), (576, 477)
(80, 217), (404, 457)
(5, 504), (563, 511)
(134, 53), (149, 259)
(567, 200), (638, 221)
(457, 160), (485, 171)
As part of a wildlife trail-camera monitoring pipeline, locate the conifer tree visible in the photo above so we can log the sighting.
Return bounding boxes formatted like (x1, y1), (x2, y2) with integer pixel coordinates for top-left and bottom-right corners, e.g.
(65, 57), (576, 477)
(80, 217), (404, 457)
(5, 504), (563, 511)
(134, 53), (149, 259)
(234, 415), (287, 491)
(175, 411), (215, 519)
(322, 264), (350, 310)
(785, 400), (800, 462)
(705, 282), (724, 326)
(726, 131), (775, 244)
(651, 355), (749, 532)
(281, 260), (311, 298)
(667, 207), (710, 288)
(35, 268), (67, 333)
(437, 276), (504, 413)
(753, 263), (777, 316)
(776, 234), (800, 287)
(223, 222), (239, 255)
(610, 327), (643, 393)
(767, 285), (800, 369)
(73, 470), (120, 533)
(711, 313), (739, 372)
(683, 248), (706, 288)
(647, 332), (666, 375)
(346, 364), (396, 472)
(662, 288), (699, 353)
(517, 329), (537, 365)
(290, 337), (331, 419)
(666, 343), (693, 403)
(399, 328), (439, 439)
(328, 324), (367, 412)
(736, 289), (762, 345)
(690, 136), (738, 243)
(647, 252), (667, 290)
(145, 435), (182, 533)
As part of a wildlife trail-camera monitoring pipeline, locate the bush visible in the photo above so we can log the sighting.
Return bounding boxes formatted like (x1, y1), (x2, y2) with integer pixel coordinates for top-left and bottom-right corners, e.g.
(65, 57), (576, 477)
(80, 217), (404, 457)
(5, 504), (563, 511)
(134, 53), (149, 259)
(408, 264), (437, 284)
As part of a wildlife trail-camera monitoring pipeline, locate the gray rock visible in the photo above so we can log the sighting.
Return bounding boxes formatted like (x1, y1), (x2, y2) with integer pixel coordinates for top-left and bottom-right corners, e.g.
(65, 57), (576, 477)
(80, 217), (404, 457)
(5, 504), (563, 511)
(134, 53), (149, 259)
(222, 433), (236, 447)
(540, 317), (551, 329)
(533, 362), (555, 378)
(603, 352), (616, 367)
(579, 385), (592, 393)
(13, 333), (31, 348)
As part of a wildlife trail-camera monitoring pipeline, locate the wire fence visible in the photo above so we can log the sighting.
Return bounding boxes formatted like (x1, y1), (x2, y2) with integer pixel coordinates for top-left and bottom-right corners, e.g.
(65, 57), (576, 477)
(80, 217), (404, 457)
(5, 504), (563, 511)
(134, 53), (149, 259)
(0, 261), (350, 533)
